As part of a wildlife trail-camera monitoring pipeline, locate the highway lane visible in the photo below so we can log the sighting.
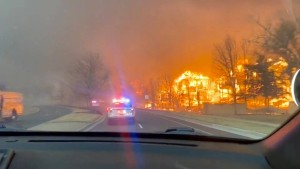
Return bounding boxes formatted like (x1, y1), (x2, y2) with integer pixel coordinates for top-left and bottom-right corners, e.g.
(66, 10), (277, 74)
(0, 106), (251, 139)
(1, 105), (72, 130)
(87, 109), (249, 139)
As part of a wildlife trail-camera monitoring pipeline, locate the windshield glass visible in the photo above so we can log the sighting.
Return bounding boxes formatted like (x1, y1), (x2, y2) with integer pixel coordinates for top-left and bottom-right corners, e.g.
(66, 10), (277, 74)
(0, 0), (299, 140)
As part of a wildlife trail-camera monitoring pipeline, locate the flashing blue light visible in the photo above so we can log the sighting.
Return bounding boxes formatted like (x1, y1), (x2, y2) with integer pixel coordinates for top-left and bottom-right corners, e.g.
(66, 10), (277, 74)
(122, 98), (130, 103)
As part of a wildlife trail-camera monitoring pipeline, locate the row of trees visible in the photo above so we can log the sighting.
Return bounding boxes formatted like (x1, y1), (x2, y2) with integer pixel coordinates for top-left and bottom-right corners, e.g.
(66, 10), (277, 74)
(144, 75), (176, 109)
(214, 18), (299, 113)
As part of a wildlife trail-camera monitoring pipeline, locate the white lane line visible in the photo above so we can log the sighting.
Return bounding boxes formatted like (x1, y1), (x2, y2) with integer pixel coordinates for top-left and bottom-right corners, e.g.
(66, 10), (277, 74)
(157, 115), (213, 135)
(138, 123), (143, 129)
(82, 116), (106, 131)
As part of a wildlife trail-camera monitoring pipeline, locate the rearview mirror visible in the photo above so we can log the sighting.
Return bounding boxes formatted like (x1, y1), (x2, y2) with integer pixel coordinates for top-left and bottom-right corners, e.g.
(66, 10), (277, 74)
(291, 69), (300, 106)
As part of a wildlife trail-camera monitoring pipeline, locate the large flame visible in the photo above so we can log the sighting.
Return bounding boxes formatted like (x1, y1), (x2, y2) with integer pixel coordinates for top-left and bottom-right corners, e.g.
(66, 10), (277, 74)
(146, 57), (292, 110)
(171, 68), (291, 109)
(173, 71), (220, 106)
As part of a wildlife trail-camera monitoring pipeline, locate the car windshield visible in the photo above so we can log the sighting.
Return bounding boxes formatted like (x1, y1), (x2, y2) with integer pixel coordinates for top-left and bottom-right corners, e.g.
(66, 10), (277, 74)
(0, 0), (299, 140)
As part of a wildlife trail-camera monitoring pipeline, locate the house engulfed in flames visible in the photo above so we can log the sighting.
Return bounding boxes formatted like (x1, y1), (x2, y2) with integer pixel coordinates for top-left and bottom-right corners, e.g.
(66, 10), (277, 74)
(172, 68), (291, 110)
(173, 71), (226, 108)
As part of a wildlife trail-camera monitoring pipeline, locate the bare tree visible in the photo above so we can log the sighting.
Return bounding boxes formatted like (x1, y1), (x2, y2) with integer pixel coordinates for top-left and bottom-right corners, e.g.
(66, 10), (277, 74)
(214, 35), (239, 114)
(68, 53), (109, 107)
(161, 74), (175, 109)
(147, 78), (160, 109)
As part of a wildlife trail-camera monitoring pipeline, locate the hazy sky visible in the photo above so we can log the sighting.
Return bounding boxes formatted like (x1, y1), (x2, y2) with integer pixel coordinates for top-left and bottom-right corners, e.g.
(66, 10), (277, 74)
(0, 0), (298, 99)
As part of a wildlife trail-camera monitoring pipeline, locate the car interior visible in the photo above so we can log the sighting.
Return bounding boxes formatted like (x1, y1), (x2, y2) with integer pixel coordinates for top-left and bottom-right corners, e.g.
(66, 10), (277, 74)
(0, 1), (299, 169)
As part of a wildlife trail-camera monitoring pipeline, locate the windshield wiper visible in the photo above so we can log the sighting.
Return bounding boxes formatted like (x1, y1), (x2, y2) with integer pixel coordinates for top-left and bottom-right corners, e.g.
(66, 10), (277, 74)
(164, 127), (195, 134)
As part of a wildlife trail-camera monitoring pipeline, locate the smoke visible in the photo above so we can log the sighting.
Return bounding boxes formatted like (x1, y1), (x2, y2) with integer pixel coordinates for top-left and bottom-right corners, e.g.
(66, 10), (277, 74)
(0, 0), (294, 104)
(283, 0), (299, 28)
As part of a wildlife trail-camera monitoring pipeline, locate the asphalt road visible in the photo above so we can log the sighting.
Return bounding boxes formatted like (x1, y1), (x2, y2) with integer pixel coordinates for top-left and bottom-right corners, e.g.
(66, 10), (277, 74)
(1, 105), (72, 130)
(86, 109), (249, 139)
(0, 105), (249, 139)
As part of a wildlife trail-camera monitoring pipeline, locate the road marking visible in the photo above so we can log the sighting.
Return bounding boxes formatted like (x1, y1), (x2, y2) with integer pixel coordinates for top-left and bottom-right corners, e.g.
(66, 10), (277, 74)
(138, 123), (143, 129)
(157, 115), (213, 135)
(82, 116), (106, 131)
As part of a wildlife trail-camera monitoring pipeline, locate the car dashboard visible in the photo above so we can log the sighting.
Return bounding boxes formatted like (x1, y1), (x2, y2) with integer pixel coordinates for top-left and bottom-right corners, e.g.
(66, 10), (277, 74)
(0, 134), (271, 169)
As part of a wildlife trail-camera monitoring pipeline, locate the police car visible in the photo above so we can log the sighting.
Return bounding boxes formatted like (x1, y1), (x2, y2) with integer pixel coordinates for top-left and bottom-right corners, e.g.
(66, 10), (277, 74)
(107, 98), (135, 124)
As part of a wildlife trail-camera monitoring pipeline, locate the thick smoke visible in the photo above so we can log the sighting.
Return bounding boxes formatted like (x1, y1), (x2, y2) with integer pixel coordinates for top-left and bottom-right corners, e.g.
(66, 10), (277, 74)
(0, 0), (294, 104)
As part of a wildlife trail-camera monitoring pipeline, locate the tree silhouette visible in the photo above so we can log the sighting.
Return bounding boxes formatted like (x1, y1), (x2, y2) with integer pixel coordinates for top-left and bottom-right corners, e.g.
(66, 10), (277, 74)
(214, 35), (239, 114)
(256, 19), (300, 79)
(247, 54), (283, 110)
(68, 53), (109, 107)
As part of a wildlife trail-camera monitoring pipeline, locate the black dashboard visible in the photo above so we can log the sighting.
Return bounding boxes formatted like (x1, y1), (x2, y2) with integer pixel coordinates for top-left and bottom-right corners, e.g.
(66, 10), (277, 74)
(0, 135), (270, 169)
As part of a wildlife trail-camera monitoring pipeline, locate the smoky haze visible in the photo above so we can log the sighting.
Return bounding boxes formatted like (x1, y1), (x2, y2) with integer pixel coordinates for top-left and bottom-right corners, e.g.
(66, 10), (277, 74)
(0, 0), (294, 104)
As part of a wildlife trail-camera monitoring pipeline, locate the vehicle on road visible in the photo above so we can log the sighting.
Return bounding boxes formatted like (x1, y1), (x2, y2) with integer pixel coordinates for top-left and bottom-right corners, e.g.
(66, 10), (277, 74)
(0, 91), (23, 121)
(107, 98), (135, 124)
(91, 99), (101, 107)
